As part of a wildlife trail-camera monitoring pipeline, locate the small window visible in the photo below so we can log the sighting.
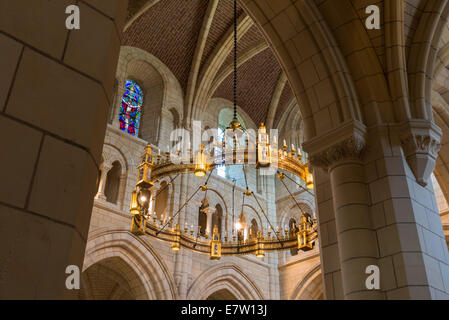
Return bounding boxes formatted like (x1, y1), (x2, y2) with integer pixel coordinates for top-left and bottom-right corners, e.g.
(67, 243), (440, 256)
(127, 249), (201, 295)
(212, 204), (223, 239)
(155, 181), (169, 220)
(104, 161), (122, 204)
(198, 199), (209, 236)
(119, 79), (143, 136)
(249, 219), (259, 240)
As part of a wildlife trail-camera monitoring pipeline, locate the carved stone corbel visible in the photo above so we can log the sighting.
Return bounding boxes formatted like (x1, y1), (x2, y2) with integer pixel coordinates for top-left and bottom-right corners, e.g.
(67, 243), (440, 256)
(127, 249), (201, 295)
(302, 121), (367, 171)
(400, 120), (441, 187)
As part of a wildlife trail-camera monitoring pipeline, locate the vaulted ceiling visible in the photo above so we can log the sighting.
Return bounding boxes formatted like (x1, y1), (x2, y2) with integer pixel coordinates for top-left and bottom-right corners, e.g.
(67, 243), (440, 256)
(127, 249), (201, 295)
(123, 0), (295, 127)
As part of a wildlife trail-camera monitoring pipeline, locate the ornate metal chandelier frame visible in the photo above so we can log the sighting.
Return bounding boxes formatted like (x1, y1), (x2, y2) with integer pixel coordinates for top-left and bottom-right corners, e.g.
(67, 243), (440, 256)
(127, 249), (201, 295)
(128, 0), (318, 260)
(129, 140), (318, 260)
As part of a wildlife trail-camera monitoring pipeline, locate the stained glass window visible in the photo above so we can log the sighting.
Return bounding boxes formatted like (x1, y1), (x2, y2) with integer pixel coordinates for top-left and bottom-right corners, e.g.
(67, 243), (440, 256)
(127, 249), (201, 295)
(119, 79), (143, 136)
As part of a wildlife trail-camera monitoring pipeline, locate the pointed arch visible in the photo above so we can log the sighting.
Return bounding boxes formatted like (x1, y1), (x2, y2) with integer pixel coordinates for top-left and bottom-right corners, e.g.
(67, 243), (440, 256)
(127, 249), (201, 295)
(187, 264), (264, 300)
(83, 229), (177, 300)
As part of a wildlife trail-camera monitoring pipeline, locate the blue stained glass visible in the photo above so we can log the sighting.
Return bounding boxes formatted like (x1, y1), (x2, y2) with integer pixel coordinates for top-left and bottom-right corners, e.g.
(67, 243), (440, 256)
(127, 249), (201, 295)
(119, 80), (143, 136)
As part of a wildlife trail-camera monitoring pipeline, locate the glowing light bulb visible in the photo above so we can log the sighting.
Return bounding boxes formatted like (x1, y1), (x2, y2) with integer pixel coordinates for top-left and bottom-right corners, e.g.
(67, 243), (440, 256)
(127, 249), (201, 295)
(235, 222), (242, 230)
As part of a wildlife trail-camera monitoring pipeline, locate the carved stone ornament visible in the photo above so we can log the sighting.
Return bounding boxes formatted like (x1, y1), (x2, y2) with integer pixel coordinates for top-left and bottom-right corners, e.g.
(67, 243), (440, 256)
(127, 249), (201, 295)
(401, 134), (441, 159)
(400, 121), (442, 187)
(303, 121), (368, 170)
(309, 136), (366, 169)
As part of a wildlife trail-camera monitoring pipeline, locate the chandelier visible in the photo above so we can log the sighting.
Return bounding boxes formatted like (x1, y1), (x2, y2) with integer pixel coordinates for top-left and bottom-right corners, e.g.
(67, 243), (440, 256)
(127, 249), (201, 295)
(128, 0), (318, 259)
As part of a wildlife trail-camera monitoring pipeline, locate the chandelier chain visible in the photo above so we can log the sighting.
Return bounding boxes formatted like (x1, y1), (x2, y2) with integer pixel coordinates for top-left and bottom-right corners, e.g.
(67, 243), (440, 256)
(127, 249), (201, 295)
(233, 0), (237, 121)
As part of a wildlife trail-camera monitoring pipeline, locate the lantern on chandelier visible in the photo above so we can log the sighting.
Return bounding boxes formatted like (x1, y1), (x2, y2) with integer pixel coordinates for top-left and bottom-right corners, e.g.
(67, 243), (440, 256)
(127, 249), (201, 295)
(194, 144), (207, 177)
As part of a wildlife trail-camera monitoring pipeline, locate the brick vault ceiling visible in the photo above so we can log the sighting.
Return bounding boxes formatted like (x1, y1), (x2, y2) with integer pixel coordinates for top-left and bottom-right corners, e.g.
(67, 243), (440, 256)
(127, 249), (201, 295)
(124, 0), (294, 127)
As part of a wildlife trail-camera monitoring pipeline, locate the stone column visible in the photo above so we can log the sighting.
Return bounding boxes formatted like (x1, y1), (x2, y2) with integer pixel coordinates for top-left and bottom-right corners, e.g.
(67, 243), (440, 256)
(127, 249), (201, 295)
(304, 120), (449, 299)
(205, 207), (215, 236)
(95, 164), (110, 200)
(0, 1), (128, 299)
(327, 143), (382, 299)
(305, 122), (382, 299)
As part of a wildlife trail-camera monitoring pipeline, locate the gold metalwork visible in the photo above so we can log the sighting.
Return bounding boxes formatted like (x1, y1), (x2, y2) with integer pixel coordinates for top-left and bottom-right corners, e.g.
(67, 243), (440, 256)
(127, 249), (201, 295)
(171, 224), (181, 251)
(210, 225), (222, 260)
(194, 144), (207, 177)
(297, 213), (314, 251)
(130, 141), (318, 258)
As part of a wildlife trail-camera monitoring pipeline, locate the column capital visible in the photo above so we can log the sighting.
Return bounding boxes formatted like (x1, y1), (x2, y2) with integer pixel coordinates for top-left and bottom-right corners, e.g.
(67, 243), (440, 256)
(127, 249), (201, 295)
(100, 162), (112, 172)
(399, 119), (442, 186)
(303, 120), (367, 170)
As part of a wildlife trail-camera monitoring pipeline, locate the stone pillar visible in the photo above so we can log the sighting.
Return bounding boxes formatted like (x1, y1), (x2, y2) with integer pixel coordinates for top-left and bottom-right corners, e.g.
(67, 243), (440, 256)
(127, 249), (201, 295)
(95, 164), (110, 200)
(306, 123), (382, 299)
(205, 207), (215, 236)
(313, 168), (343, 299)
(327, 149), (382, 299)
(0, 0), (128, 299)
(304, 120), (449, 299)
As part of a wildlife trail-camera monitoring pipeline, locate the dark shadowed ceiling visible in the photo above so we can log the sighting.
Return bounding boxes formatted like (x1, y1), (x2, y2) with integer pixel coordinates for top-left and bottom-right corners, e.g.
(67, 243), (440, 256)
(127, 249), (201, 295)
(123, 0), (295, 127)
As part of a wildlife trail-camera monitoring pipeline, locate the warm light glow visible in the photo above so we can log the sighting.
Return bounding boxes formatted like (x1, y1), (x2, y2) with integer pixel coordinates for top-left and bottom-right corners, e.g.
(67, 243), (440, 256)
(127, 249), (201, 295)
(306, 173), (314, 190)
(194, 170), (206, 177)
(139, 195), (147, 203)
(171, 246), (180, 251)
(194, 144), (207, 178)
(235, 222), (242, 230)
(130, 190), (140, 215)
(256, 252), (265, 258)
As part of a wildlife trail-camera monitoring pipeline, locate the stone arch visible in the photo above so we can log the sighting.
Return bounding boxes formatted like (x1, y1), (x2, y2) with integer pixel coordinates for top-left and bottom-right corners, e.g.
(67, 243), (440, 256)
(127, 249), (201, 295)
(114, 46), (184, 145)
(208, 98), (257, 130)
(102, 144), (128, 173)
(100, 144), (130, 207)
(431, 90), (449, 204)
(187, 264), (264, 300)
(80, 256), (146, 300)
(239, 0), (362, 139)
(290, 263), (323, 300)
(413, 1), (449, 120)
(83, 229), (177, 300)
(206, 289), (238, 300)
(279, 201), (314, 230)
(242, 203), (264, 234)
(202, 187), (229, 232)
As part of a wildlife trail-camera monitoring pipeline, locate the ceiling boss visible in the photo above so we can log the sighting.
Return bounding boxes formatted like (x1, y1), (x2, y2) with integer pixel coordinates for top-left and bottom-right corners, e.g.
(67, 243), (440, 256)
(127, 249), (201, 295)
(129, 0), (317, 260)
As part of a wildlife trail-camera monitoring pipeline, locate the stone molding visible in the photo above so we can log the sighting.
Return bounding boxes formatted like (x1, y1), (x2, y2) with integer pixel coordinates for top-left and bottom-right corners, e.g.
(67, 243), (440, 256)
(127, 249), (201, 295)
(303, 121), (367, 170)
(401, 133), (441, 159)
(399, 120), (442, 186)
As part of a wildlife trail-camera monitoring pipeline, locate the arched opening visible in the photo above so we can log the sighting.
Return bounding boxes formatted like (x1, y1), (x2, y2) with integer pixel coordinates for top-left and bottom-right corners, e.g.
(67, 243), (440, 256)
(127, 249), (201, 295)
(289, 218), (298, 256)
(236, 212), (247, 242)
(206, 289), (238, 300)
(292, 269), (324, 300)
(249, 218), (258, 240)
(198, 198), (209, 236)
(104, 161), (122, 204)
(155, 181), (169, 220)
(80, 256), (147, 300)
(213, 204), (223, 238)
